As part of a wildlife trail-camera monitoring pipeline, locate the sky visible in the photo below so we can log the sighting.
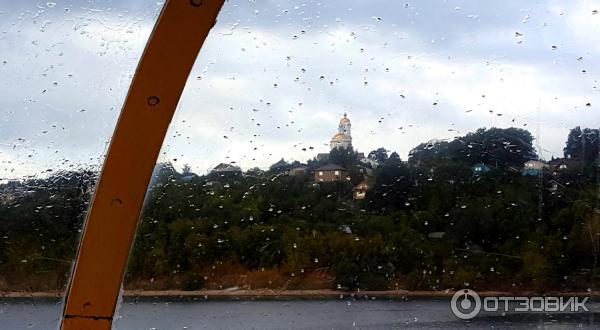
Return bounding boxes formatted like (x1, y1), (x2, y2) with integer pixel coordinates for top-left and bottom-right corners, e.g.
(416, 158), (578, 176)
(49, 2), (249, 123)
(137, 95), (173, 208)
(0, 0), (599, 180)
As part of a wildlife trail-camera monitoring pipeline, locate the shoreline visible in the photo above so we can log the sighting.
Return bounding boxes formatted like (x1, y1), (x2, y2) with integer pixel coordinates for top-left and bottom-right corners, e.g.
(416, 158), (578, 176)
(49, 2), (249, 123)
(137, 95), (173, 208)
(2, 289), (600, 300)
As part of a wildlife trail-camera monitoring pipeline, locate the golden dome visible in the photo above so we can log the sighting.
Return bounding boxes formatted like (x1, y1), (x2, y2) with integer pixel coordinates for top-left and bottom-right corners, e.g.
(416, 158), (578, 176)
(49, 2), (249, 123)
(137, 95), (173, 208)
(331, 132), (351, 142)
(339, 113), (351, 124)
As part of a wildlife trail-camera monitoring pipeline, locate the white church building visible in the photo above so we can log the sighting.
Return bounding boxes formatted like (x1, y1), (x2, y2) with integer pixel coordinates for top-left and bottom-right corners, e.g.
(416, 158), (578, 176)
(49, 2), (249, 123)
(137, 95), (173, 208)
(317, 113), (380, 170)
(330, 113), (352, 150)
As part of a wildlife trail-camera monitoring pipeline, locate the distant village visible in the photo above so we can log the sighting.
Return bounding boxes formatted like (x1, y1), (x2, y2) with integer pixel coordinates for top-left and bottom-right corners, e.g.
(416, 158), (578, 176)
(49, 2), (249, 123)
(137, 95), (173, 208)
(206, 113), (586, 201)
(0, 112), (588, 207)
(0, 116), (596, 293)
(208, 113), (377, 200)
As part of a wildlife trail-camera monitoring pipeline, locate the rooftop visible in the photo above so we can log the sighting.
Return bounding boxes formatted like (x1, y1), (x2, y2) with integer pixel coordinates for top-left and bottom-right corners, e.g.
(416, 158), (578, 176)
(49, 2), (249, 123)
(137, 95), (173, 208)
(315, 164), (346, 171)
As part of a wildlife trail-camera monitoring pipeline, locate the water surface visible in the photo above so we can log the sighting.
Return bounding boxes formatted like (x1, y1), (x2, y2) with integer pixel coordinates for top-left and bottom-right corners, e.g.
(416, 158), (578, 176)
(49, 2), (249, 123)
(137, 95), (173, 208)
(1, 297), (599, 329)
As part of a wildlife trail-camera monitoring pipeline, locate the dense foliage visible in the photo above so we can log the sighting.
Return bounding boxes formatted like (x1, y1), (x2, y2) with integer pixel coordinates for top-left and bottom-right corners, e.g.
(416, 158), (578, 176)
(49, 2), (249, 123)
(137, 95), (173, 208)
(0, 127), (598, 292)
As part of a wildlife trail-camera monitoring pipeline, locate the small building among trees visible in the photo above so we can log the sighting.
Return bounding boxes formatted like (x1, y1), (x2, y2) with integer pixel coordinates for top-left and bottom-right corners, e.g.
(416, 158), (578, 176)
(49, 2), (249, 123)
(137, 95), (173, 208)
(522, 160), (548, 176)
(548, 158), (583, 173)
(289, 164), (308, 176)
(269, 158), (291, 174)
(353, 177), (373, 200)
(212, 163), (242, 174)
(314, 164), (348, 182)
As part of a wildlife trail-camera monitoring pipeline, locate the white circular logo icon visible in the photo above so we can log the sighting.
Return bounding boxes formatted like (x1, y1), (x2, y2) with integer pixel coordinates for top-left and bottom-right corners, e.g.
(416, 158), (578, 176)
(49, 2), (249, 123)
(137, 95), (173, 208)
(451, 289), (481, 319)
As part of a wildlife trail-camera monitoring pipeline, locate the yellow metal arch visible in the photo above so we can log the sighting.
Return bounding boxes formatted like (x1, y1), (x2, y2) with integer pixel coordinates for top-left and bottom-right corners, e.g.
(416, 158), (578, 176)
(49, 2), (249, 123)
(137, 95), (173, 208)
(60, 1), (224, 328)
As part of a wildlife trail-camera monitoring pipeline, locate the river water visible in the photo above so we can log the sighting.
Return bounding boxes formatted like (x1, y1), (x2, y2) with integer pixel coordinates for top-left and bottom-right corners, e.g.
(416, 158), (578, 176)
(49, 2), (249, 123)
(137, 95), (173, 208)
(1, 297), (599, 329)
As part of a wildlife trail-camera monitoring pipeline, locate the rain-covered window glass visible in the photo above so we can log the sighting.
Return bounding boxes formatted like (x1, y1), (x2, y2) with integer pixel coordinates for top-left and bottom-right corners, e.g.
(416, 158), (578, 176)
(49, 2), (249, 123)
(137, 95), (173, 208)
(117, 1), (599, 328)
(0, 1), (162, 328)
(3, 0), (600, 329)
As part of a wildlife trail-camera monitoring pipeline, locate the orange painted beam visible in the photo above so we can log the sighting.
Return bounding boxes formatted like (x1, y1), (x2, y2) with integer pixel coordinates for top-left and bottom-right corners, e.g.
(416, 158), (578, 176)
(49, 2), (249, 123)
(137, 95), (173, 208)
(60, 0), (224, 328)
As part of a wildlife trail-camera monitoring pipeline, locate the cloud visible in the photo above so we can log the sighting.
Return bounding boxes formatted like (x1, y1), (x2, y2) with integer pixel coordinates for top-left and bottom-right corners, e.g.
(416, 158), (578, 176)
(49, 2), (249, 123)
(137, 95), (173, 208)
(1, 0), (599, 178)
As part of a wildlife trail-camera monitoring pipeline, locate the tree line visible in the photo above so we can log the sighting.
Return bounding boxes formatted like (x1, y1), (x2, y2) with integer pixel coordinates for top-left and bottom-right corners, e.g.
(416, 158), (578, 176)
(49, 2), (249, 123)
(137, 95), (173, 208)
(0, 126), (598, 292)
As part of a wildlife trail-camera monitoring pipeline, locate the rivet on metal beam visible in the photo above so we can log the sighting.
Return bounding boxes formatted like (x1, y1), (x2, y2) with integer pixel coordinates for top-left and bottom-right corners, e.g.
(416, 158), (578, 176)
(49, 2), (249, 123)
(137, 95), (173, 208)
(190, 0), (204, 7)
(147, 96), (160, 106)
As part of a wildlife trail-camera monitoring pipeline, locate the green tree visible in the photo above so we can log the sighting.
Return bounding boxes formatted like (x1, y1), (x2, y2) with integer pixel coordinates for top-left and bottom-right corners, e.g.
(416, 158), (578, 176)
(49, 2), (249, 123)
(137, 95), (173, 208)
(409, 127), (536, 167)
(368, 147), (389, 163)
(564, 126), (599, 162)
(328, 146), (359, 168)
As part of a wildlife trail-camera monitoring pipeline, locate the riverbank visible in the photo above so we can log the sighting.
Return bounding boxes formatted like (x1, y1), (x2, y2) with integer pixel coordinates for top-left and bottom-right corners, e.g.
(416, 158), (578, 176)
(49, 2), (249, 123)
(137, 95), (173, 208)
(3, 289), (600, 299)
